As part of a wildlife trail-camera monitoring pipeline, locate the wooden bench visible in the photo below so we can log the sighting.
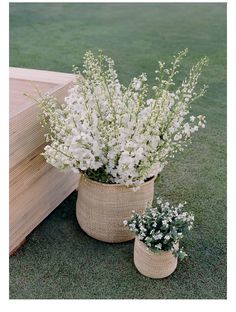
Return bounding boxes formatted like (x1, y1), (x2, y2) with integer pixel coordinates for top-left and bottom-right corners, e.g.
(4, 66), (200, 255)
(9, 67), (79, 254)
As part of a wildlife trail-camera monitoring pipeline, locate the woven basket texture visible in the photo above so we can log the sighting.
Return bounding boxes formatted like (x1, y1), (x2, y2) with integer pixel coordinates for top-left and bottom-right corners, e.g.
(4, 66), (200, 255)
(76, 174), (155, 243)
(134, 237), (178, 278)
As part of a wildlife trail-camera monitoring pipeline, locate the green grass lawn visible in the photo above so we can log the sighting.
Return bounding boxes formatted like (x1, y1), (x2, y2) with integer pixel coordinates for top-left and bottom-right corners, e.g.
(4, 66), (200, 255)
(9, 3), (227, 299)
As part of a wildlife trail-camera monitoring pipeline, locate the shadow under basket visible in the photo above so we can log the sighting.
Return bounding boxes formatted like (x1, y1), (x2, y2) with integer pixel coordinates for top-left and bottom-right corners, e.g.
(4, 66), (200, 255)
(76, 174), (155, 243)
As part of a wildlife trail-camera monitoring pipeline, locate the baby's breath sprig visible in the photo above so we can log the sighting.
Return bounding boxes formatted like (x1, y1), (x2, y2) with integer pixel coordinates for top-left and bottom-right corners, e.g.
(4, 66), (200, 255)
(124, 197), (194, 260)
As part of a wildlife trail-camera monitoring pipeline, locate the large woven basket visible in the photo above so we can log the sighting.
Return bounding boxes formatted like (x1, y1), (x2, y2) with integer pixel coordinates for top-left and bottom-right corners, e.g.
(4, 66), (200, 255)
(76, 174), (155, 243)
(134, 237), (178, 278)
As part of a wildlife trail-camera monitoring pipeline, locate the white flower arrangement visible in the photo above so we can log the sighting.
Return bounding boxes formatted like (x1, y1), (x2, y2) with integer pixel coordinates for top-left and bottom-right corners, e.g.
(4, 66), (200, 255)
(38, 49), (208, 187)
(124, 197), (194, 260)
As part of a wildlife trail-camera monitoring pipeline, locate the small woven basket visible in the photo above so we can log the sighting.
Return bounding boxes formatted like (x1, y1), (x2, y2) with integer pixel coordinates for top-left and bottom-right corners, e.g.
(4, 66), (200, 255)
(134, 237), (178, 278)
(76, 174), (155, 243)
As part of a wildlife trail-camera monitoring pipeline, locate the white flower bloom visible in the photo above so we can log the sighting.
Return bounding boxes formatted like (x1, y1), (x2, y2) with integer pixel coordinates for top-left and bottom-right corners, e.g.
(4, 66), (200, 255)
(155, 243), (162, 250)
(162, 220), (168, 227)
(133, 78), (142, 91)
(38, 51), (207, 187)
(174, 133), (182, 141)
(147, 99), (155, 106)
(153, 233), (163, 240)
(164, 234), (171, 240)
(184, 123), (191, 137)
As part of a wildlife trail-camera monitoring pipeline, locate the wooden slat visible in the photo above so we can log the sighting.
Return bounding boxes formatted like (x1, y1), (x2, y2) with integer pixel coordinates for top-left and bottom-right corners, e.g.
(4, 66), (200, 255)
(10, 154), (79, 247)
(9, 78), (58, 118)
(9, 71), (74, 169)
(9, 67), (74, 84)
(9, 67), (79, 254)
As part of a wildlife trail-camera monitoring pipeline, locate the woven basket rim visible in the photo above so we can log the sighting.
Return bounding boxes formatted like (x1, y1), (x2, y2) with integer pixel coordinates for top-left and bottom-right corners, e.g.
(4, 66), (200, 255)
(81, 173), (156, 188)
(135, 236), (179, 255)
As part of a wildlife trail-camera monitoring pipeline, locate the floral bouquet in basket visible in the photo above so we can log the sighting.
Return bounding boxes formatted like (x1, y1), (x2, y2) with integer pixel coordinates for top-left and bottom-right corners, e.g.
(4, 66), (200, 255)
(124, 197), (194, 260)
(38, 49), (208, 188)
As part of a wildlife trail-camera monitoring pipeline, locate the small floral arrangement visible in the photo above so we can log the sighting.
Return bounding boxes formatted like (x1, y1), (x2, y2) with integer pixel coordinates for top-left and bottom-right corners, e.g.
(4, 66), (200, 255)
(38, 50), (208, 187)
(124, 198), (194, 260)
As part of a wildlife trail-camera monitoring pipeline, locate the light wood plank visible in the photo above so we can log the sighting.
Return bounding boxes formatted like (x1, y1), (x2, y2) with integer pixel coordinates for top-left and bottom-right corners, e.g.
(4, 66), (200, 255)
(10, 71), (74, 169)
(9, 67), (79, 254)
(9, 67), (74, 84)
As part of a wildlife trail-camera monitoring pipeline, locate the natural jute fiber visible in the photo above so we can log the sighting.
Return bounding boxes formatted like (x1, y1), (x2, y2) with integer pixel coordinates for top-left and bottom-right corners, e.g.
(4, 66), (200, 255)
(76, 174), (155, 243)
(134, 237), (178, 278)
